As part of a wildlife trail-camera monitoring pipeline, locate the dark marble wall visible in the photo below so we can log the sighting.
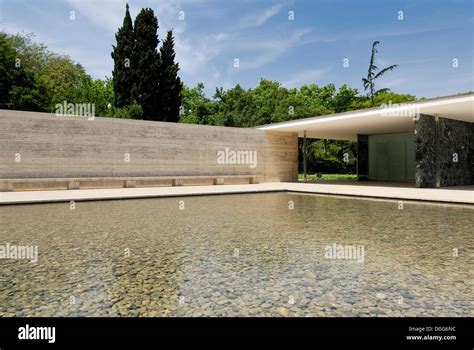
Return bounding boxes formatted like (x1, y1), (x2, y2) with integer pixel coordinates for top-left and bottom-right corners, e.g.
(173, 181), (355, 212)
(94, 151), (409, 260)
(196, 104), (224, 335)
(415, 114), (473, 187)
(415, 115), (437, 187)
(438, 117), (472, 186)
(470, 123), (474, 184)
(357, 134), (368, 180)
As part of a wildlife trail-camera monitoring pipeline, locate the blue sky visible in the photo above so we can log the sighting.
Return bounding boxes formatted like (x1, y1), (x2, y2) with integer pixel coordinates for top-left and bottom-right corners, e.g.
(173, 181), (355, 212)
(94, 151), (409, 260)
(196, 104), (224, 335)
(1, 0), (473, 98)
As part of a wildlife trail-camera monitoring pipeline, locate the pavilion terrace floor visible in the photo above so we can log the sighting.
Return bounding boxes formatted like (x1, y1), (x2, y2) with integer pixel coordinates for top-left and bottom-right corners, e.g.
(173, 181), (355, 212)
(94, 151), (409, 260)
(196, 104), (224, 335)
(0, 181), (472, 205)
(287, 181), (473, 205)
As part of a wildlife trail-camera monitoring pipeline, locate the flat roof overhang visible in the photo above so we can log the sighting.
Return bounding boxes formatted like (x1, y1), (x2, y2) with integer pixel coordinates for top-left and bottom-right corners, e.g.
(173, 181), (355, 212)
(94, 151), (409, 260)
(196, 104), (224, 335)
(257, 92), (474, 140)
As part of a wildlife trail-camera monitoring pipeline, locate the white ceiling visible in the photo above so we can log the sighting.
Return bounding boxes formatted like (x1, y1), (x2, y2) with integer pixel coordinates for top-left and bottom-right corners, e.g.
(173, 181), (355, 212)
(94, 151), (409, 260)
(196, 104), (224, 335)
(257, 93), (474, 140)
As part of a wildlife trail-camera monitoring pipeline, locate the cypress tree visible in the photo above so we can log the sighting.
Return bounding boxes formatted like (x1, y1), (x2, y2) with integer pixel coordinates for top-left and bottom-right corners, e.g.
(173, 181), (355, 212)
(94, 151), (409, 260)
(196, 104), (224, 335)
(132, 8), (160, 120)
(159, 30), (183, 122)
(111, 4), (135, 108)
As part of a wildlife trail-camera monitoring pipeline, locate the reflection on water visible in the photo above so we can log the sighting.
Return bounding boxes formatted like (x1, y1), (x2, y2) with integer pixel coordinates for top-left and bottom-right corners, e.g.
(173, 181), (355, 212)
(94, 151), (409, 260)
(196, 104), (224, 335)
(0, 193), (472, 317)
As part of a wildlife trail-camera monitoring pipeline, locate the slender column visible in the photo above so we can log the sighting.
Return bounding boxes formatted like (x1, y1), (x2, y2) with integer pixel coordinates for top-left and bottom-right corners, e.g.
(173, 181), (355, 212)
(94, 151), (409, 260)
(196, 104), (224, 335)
(303, 130), (307, 182)
(435, 115), (440, 188)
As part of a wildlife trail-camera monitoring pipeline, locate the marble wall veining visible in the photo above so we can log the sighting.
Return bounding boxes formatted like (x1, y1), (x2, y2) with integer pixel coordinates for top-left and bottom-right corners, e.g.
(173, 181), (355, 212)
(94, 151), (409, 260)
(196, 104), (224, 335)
(415, 114), (473, 188)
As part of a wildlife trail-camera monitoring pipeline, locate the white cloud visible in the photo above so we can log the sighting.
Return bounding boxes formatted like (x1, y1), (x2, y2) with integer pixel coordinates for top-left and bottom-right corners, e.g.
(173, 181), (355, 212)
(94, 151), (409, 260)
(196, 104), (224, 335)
(237, 2), (286, 29)
(64, 0), (125, 31)
(240, 28), (312, 70)
(175, 32), (227, 75)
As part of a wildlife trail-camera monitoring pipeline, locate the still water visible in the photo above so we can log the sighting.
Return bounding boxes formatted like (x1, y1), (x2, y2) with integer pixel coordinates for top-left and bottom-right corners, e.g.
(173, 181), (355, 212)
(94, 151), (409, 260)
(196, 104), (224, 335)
(0, 193), (472, 317)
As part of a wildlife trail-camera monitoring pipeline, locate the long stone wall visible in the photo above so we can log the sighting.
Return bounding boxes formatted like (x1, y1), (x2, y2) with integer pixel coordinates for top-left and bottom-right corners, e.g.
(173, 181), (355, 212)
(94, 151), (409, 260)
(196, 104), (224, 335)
(0, 110), (298, 182)
(415, 114), (473, 187)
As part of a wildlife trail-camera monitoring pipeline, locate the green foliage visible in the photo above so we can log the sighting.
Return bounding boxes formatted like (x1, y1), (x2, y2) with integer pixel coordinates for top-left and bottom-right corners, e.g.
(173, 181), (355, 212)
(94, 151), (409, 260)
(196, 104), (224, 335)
(113, 102), (143, 119)
(351, 91), (416, 109)
(212, 84), (255, 126)
(332, 84), (360, 112)
(0, 33), (46, 110)
(7, 32), (87, 111)
(111, 3), (135, 108)
(1, 31), (113, 115)
(302, 139), (357, 174)
(75, 75), (114, 117)
(158, 30), (182, 122)
(179, 83), (203, 119)
(6, 33), (50, 71)
(179, 83), (217, 125)
(180, 80), (341, 127)
(132, 8), (160, 120)
(40, 56), (87, 110)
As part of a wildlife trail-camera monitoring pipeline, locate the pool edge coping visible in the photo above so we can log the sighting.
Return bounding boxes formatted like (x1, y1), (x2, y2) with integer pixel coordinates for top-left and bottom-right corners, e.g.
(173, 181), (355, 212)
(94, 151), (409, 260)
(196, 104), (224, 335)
(0, 183), (472, 206)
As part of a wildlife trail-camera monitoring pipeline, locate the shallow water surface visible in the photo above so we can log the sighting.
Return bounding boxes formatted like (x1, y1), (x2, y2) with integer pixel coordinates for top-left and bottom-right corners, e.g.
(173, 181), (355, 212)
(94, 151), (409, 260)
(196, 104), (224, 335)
(0, 192), (472, 317)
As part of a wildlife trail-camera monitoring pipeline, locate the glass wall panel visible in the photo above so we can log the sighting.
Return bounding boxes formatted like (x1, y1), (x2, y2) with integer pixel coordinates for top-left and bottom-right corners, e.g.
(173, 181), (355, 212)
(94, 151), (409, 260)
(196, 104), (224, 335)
(368, 132), (415, 181)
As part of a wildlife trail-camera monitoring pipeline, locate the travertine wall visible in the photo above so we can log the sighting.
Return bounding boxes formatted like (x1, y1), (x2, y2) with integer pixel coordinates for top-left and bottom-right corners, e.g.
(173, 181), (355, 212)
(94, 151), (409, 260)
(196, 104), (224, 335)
(0, 110), (298, 182)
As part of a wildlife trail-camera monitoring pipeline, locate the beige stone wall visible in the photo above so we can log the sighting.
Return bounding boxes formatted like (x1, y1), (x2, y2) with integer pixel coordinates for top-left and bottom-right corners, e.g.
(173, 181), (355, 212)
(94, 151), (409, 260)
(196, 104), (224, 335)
(0, 110), (298, 182)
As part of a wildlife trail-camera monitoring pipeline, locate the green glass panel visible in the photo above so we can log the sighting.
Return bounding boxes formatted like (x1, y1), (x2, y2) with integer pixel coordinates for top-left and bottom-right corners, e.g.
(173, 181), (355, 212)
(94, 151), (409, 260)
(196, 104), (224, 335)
(368, 132), (414, 182)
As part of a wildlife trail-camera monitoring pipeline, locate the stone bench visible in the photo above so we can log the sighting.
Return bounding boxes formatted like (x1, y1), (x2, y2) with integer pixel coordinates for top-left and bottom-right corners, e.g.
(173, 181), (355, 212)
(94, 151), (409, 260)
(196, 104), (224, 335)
(0, 175), (260, 192)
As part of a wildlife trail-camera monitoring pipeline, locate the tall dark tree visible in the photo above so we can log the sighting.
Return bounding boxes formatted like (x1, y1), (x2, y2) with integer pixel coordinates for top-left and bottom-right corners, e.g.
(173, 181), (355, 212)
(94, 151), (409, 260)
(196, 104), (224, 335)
(159, 30), (182, 122)
(132, 8), (160, 120)
(111, 4), (135, 108)
(362, 41), (398, 105)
